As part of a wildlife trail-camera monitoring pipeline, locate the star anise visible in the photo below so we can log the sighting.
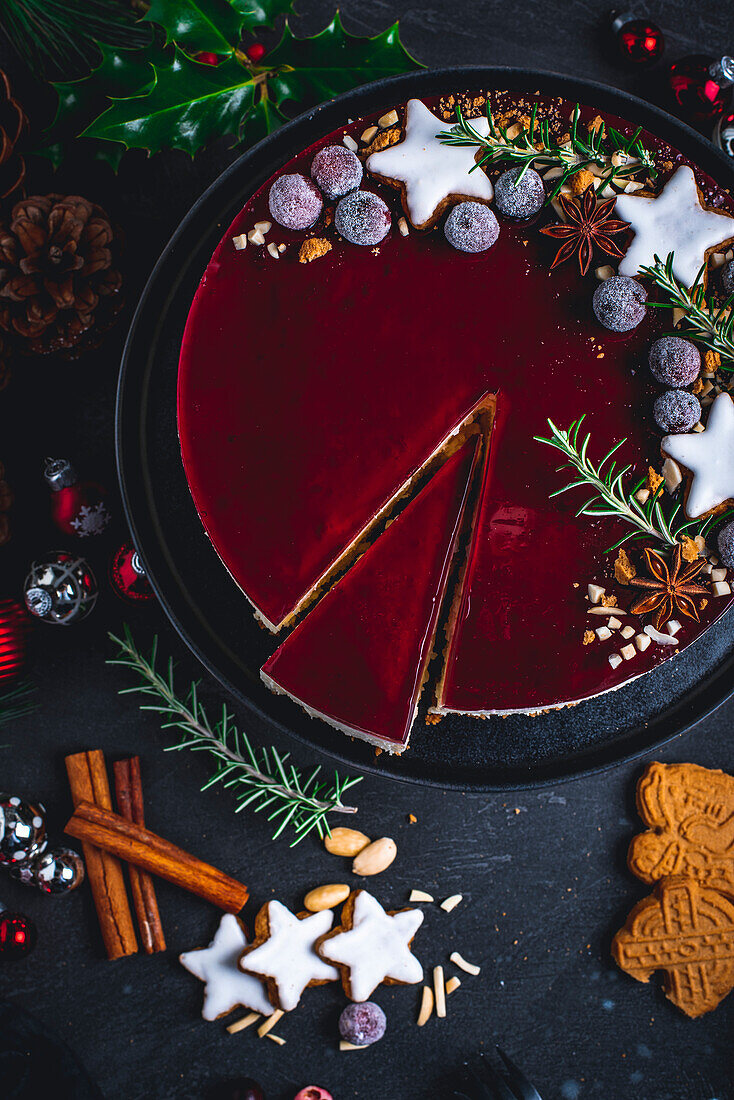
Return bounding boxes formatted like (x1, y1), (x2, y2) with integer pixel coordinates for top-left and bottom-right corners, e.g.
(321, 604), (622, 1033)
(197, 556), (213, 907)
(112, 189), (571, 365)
(539, 185), (629, 275)
(628, 544), (709, 630)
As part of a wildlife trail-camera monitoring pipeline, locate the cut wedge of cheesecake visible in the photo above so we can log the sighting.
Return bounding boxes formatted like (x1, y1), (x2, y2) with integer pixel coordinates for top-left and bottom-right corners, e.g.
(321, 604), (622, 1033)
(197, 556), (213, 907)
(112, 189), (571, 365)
(261, 427), (488, 752)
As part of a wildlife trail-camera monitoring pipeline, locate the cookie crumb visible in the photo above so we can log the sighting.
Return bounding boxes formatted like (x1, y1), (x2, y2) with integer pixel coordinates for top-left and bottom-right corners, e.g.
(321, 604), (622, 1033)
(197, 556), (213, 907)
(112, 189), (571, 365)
(299, 237), (332, 263)
(364, 127), (401, 156)
(680, 535), (700, 562)
(583, 630), (595, 645)
(646, 466), (664, 494)
(705, 349), (721, 373)
(614, 547), (637, 584)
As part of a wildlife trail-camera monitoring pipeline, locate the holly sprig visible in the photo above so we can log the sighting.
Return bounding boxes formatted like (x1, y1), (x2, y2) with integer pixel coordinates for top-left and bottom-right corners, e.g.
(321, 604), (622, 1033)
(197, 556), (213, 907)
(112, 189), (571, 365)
(437, 102), (656, 200)
(641, 252), (734, 369)
(38, 2), (421, 166)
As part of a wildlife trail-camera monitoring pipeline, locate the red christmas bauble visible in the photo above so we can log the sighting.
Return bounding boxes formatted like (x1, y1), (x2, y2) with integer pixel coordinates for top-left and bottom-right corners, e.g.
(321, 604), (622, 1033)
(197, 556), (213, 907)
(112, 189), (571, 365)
(669, 55), (734, 125)
(247, 42), (266, 62)
(611, 12), (664, 65)
(44, 459), (111, 538)
(109, 542), (154, 602)
(0, 909), (36, 959)
(0, 599), (28, 682)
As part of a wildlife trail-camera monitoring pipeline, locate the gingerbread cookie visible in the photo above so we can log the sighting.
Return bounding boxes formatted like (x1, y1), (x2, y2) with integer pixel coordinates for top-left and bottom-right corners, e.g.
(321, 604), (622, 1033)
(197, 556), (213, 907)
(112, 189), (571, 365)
(366, 98), (493, 230)
(316, 889), (423, 1002)
(615, 164), (734, 288)
(612, 875), (734, 1017)
(238, 900), (338, 1011)
(179, 913), (273, 1021)
(628, 761), (734, 896)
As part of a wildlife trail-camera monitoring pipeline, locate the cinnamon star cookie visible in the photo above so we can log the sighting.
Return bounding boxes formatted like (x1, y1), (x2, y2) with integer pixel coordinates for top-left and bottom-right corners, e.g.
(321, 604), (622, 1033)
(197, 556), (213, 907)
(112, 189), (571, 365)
(239, 900), (338, 1011)
(179, 913), (273, 1020)
(317, 889), (423, 1001)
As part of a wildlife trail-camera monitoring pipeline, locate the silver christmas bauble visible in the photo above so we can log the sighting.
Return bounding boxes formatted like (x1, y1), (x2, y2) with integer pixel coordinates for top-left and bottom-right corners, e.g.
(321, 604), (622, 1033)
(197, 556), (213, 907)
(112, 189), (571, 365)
(28, 845), (85, 894)
(24, 552), (98, 625)
(0, 794), (47, 866)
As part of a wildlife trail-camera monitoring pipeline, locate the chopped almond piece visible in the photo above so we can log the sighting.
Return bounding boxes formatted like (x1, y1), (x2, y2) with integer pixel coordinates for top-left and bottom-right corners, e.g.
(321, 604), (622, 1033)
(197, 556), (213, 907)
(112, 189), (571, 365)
(378, 109), (399, 128)
(361, 125), (378, 144)
(588, 583), (605, 604)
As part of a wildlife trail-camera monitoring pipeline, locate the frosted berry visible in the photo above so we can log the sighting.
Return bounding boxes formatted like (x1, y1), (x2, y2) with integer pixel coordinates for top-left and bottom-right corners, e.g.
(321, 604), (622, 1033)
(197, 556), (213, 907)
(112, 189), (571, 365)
(444, 202), (499, 253)
(335, 190), (391, 246)
(311, 145), (363, 200)
(718, 519), (734, 569)
(592, 276), (647, 332)
(268, 173), (323, 231)
(493, 166), (545, 218)
(653, 389), (701, 433)
(339, 1001), (387, 1045)
(721, 259), (734, 297)
(648, 336), (701, 386)
(293, 1089), (332, 1100)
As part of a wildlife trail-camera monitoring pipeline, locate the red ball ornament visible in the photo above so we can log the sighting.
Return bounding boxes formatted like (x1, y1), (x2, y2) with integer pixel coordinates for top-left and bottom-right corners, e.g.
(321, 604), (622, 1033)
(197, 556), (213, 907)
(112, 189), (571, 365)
(669, 55), (734, 125)
(0, 907), (36, 959)
(109, 542), (154, 602)
(610, 11), (664, 65)
(0, 600), (28, 682)
(44, 458), (111, 538)
(247, 42), (266, 62)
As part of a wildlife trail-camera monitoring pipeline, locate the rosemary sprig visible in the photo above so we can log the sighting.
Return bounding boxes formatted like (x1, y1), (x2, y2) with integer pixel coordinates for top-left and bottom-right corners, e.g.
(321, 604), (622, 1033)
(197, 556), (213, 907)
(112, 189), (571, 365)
(108, 627), (361, 846)
(437, 102), (656, 200)
(0, 679), (35, 727)
(640, 252), (734, 368)
(534, 417), (722, 551)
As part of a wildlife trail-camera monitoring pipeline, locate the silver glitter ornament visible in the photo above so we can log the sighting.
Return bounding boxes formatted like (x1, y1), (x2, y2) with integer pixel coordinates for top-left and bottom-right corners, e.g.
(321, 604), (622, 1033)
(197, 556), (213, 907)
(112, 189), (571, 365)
(0, 794), (46, 866)
(28, 845), (85, 894)
(24, 552), (98, 625)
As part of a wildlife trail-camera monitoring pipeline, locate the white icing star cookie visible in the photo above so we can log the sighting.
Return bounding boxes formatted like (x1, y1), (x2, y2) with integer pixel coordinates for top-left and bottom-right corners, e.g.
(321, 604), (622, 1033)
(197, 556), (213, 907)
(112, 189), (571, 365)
(179, 913), (273, 1021)
(662, 392), (734, 518)
(239, 900), (338, 1011)
(615, 165), (734, 288)
(366, 99), (493, 229)
(316, 890), (423, 1002)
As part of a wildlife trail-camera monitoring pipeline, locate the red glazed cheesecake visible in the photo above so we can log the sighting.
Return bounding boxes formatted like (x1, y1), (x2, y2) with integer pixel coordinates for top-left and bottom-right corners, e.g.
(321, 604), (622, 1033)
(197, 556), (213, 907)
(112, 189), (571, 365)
(178, 89), (734, 751)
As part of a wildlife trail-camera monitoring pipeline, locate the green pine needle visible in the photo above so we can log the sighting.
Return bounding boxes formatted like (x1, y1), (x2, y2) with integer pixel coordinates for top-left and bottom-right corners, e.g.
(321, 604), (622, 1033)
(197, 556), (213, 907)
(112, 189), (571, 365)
(437, 102), (656, 201)
(534, 417), (726, 551)
(0, 679), (35, 727)
(640, 252), (734, 368)
(108, 626), (361, 846)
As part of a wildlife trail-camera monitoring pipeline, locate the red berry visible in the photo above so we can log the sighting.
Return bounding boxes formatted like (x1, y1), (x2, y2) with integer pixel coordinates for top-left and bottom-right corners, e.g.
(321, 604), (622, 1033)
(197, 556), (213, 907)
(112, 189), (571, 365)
(294, 1090), (332, 1100)
(247, 43), (266, 62)
(195, 52), (221, 66)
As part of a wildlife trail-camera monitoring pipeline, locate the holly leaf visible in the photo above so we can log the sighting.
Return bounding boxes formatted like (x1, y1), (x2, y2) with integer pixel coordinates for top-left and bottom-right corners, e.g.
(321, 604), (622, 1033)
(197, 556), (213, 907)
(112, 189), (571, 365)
(144, 0), (251, 54)
(230, 0), (295, 32)
(240, 94), (287, 144)
(83, 47), (259, 155)
(268, 14), (422, 105)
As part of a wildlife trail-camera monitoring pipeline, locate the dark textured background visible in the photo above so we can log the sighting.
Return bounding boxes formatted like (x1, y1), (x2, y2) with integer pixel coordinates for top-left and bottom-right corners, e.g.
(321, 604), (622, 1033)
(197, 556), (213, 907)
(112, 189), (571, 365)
(1, 2), (733, 1098)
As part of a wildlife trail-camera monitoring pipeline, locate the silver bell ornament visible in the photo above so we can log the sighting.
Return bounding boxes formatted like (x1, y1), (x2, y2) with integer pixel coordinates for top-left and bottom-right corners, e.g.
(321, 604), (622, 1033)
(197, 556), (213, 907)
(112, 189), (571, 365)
(0, 794), (46, 866)
(24, 552), (98, 625)
(26, 845), (85, 894)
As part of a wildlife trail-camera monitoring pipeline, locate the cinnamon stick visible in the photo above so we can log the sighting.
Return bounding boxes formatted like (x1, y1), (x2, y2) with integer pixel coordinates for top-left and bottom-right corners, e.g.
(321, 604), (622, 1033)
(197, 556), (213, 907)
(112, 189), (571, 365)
(65, 801), (249, 913)
(65, 751), (138, 960)
(113, 757), (166, 954)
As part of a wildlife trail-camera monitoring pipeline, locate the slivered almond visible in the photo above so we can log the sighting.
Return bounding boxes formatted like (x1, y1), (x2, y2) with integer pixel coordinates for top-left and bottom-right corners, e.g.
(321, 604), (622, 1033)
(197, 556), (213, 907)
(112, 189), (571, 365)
(258, 1010), (284, 1038)
(417, 985), (434, 1026)
(433, 966), (446, 1018)
(440, 894), (462, 912)
(267, 1034), (286, 1045)
(304, 883), (350, 912)
(227, 1012), (260, 1034)
(446, 976), (461, 995)
(410, 889), (434, 903)
(450, 951), (481, 976)
(352, 837), (397, 876)
(587, 606), (625, 616)
(325, 827), (371, 857)
(340, 1040), (369, 1050)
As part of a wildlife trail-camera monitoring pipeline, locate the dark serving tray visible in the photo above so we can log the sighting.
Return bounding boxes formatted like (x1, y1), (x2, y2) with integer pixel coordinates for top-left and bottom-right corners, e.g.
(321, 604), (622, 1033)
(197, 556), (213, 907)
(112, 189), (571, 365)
(116, 65), (734, 792)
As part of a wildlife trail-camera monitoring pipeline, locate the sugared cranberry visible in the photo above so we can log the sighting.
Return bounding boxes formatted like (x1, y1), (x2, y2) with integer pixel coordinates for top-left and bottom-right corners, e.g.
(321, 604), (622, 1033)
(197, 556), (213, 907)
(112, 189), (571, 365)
(294, 1089), (332, 1100)
(653, 389), (701, 433)
(648, 336), (701, 386)
(339, 1001), (386, 1045)
(718, 519), (734, 569)
(311, 145), (363, 200)
(721, 259), (734, 298)
(444, 201), (499, 253)
(493, 166), (545, 218)
(335, 190), (391, 246)
(247, 43), (266, 62)
(268, 173), (323, 230)
(592, 276), (647, 332)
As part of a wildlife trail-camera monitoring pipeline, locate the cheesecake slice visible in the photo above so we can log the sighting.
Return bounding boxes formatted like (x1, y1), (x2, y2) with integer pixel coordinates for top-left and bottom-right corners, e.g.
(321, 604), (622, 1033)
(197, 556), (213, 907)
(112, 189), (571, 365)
(261, 433), (483, 752)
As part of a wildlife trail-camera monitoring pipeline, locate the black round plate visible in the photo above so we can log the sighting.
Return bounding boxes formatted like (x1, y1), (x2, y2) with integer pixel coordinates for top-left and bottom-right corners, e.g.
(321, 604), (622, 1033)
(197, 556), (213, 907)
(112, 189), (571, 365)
(116, 66), (734, 791)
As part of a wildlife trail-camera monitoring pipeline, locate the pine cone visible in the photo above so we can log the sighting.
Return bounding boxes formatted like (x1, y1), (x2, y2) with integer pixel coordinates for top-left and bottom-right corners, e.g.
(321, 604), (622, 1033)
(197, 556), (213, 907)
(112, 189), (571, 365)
(0, 194), (124, 357)
(0, 70), (27, 203)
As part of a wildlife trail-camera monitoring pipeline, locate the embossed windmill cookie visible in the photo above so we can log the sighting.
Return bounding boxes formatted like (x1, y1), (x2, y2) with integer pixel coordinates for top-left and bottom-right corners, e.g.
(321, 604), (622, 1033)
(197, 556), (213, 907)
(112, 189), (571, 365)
(612, 876), (734, 1017)
(629, 761), (734, 896)
(316, 889), (423, 1002)
(238, 900), (338, 1012)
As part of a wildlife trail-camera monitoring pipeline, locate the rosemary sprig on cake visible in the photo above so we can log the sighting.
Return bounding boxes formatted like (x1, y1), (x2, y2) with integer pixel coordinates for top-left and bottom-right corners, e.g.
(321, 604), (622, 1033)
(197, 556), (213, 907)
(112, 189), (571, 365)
(437, 102), (656, 199)
(640, 252), (734, 367)
(109, 627), (361, 845)
(534, 417), (720, 550)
